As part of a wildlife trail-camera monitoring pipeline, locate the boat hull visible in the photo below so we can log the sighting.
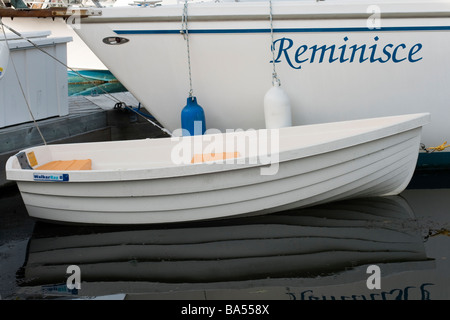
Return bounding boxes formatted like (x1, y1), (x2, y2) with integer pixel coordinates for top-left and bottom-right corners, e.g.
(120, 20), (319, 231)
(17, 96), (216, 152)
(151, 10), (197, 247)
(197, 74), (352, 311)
(6, 113), (429, 225)
(74, 1), (450, 150)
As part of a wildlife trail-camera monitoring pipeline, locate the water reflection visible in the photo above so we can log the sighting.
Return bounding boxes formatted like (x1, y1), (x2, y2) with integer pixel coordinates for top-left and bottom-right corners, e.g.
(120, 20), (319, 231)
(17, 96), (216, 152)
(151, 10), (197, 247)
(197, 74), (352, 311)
(68, 81), (127, 97)
(14, 195), (438, 299)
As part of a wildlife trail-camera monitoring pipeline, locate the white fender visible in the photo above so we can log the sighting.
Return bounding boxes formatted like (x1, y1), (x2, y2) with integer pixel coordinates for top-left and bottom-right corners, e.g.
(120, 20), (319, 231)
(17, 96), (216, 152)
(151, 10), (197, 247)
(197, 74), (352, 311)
(0, 40), (9, 80)
(263, 82), (292, 129)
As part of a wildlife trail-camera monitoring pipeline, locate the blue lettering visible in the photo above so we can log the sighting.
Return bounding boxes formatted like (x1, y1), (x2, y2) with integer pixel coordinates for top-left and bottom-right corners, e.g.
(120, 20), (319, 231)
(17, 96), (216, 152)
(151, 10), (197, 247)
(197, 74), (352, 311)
(33, 173), (69, 182)
(338, 37), (349, 62)
(272, 37), (301, 70)
(300, 290), (319, 300)
(270, 36), (423, 69)
(381, 288), (403, 300)
(403, 286), (416, 300)
(309, 44), (338, 63)
(294, 45), (309, 65)
(369, 36), (381, 63)
(408, 43), (423, 62)
(292, 283), (434, 301)
(392, 43), (407, 63)
(380, 44), (393, 63)
(349, 44), (368, 63)
(420, 283), (434, 300)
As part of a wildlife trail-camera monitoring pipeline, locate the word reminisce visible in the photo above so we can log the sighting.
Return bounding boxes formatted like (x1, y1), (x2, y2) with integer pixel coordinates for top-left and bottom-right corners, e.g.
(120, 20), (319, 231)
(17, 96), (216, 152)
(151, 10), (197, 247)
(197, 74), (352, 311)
(272, 36), (423, 70)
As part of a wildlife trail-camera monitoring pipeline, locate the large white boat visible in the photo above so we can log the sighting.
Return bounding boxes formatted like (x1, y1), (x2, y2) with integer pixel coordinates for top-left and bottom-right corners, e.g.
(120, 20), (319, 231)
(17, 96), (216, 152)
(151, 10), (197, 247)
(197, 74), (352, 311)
(72, 0), (450, 155)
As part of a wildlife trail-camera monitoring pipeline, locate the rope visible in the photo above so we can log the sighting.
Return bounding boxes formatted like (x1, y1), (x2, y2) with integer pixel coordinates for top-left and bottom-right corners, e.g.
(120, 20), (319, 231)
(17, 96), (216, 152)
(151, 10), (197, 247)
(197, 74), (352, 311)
(421, 141), (450, 153)
(181, 0), (194, 99)
(1, 20), (47, 145)
(114, 102), (172, 136)
(424, 228), (450, 242)
(269, 0), (280, 86)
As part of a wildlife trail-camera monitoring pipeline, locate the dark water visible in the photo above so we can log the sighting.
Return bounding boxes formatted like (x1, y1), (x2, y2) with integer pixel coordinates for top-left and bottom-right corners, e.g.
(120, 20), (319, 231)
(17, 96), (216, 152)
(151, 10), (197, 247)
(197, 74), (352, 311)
(0, 171), (449, 301)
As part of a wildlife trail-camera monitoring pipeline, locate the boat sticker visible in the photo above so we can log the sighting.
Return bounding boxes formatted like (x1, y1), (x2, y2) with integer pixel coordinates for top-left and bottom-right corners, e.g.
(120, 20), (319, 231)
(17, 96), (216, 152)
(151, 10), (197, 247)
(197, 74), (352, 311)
(42, 283), (78, 295)
(0, 67), (3, 77)
(27, 151), (38, 167)
(33, 173), (69, 182)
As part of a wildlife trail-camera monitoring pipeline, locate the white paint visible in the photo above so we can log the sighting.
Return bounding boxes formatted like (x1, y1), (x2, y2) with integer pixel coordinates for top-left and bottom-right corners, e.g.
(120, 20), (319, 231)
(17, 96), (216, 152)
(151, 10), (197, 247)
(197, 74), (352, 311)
(0, 32), (70, 128)
(0, 41), (9, 80)
(6, 113), (430, 225)
(73, 1), (450, 149)
(264, 83), (292, 129)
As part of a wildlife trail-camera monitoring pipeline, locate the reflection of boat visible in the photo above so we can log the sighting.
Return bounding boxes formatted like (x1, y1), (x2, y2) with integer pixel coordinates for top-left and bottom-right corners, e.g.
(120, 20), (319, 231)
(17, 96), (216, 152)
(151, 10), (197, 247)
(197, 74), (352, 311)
(67, 70), (119, 84)
(68, 80), (127, 96)
(67, 69), (126, 96)
(16, 196), (434, 299)
(6, 113), (429, 225)
(73, 0), (450, 152)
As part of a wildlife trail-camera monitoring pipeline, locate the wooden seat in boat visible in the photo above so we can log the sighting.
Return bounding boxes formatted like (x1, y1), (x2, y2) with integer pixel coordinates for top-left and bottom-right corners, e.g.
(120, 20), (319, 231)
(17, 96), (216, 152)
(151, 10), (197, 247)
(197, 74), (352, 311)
(191, 152), (240, 163)
(35, 159), (92, 171)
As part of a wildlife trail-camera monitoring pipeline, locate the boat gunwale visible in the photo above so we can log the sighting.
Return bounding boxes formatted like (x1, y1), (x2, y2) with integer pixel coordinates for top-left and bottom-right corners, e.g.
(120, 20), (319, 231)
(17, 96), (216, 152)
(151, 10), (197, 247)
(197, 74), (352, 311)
(78, 1), (450, 24)
(79, 12), (450, 24)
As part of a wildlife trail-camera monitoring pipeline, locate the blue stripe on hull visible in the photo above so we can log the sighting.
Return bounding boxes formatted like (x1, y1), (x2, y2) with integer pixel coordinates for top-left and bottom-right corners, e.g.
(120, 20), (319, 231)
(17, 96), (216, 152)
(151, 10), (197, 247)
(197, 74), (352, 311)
(114, 26), (450, 35)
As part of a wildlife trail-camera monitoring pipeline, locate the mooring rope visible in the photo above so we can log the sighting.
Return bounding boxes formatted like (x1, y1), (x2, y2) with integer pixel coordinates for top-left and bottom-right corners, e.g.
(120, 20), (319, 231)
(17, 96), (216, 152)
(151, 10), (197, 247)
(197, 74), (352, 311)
(420, 141), (450, 153)
(181, 0), (194, 99)
(269, 0), (281, 86)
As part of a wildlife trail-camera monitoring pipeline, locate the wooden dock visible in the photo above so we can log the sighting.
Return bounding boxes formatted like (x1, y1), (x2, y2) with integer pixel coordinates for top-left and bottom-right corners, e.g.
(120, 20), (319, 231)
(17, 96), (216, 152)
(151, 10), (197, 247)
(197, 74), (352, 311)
(0, 93), (169, 188)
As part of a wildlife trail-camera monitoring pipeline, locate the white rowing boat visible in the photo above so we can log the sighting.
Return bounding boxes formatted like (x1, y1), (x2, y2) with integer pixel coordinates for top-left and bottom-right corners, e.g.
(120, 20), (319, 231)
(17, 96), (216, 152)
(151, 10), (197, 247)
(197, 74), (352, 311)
(5, 113), (429, 225)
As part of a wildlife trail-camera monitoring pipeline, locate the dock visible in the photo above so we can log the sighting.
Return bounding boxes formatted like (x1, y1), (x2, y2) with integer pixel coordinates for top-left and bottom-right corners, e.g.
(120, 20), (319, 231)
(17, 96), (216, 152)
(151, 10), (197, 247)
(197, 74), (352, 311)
(0, 92), (169, 188)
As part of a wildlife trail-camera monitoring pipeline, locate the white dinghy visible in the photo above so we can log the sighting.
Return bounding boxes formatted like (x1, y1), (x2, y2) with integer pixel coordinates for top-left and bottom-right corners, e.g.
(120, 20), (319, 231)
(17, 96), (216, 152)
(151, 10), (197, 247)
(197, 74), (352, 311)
(6, 113), (429, 225)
